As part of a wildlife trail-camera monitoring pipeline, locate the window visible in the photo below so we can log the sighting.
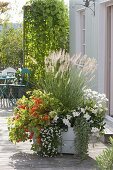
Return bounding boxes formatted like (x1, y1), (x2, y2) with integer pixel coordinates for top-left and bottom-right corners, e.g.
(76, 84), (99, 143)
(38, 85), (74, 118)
(81, 12), (86, 55)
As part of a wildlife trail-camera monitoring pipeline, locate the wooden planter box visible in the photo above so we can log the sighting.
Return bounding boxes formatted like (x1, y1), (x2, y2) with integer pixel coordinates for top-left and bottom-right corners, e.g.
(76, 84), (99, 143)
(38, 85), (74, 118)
(59, 127), (75, 154)
(33, 127), (75, 155)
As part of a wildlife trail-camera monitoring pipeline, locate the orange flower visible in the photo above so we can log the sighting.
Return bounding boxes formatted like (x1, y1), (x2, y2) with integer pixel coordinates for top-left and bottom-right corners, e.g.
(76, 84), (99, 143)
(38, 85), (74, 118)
(32, 97), (43, 105)
(35, 98), (43, 105)
(29, 106), (38, 115)
(42, 115), (49, 121)
(31, 112), (39, 118)
(18, 105), (26, 109)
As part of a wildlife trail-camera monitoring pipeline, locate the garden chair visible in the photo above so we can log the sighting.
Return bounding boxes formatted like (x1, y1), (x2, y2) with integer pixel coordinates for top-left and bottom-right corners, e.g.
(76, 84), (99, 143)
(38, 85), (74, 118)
(0, 68), (16, 108)
(2, 67), (16, 76)
(7, 72), (15, 77)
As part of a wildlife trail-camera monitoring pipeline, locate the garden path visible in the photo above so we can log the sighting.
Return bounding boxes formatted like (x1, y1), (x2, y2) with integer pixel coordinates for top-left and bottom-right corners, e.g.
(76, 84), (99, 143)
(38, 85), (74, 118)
(0, 108), (107, 170)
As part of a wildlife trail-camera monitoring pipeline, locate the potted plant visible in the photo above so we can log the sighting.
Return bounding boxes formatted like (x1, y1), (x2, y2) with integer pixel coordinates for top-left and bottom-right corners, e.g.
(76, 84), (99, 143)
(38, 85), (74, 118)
(8, 89), (62, 157)
(38, 51), (108, 158)
(8, 51), (108, 159)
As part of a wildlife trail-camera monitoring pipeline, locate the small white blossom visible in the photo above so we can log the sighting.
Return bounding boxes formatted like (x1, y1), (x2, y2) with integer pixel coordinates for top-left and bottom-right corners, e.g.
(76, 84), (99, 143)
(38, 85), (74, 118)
(91, 109), (98, 114)
(67, 115), (72, 120)
(63, 118), (71, 127)
(72, 111), (80, 117)
(81, 108), (85, 113)
(91, 127), (99, 133)
(90, 120), (94, 123)
(53, 115), (58, 121)
(83, 113), (91, 121)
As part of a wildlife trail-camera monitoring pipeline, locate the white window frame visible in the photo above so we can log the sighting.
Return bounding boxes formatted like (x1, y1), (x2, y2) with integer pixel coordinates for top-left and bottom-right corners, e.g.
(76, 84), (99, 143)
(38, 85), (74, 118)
(80, 11), (86, 55)
(75, 8), (86, 55)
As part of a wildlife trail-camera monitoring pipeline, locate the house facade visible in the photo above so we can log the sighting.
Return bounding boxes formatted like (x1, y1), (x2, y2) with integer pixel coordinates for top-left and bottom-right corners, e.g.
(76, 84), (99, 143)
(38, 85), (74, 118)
(69, 0), (113, 116)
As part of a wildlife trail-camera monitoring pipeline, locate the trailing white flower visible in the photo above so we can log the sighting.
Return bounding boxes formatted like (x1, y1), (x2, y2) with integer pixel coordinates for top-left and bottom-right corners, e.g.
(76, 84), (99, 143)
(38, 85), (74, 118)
(83, 113), (91, 121)
(90, 120), (94, 123)
(91, 127), (99, 133)
(66, 114), (72, 120)
(72, 111), (80, 117)
(81, 108), (86, 113)
(63, 118), (71, 127)
(53, 115), (58, 121)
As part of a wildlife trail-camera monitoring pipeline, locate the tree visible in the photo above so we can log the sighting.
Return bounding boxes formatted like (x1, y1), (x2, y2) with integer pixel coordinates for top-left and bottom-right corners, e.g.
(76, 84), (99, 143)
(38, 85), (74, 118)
(0, 1), (10, 23)
(23, 0), (69, 83)
(0, 23), (23, 69)
(0, 1), (9, 15)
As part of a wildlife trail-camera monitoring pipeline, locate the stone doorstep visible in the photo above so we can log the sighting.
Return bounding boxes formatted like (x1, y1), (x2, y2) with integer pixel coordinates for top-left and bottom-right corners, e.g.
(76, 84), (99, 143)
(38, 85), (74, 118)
(102, 115), (113, 143)
(105, 115), (113, 129)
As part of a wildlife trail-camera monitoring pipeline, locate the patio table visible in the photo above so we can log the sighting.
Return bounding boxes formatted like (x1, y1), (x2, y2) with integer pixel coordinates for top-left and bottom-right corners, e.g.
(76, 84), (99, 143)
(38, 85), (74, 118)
(0, 76), (16, 84)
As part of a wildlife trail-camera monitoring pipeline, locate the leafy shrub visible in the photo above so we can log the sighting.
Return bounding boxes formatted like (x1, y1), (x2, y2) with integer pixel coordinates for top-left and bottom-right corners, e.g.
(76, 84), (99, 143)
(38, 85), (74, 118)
(0, 23), (23, 68)
(72, 89), (108, 159)
(96, 137), (113, 170)
(24, 0), (69, 83)
(39, 51), (96, 111)
(8, 90), (62, 157)
(8, 50), (108, 159)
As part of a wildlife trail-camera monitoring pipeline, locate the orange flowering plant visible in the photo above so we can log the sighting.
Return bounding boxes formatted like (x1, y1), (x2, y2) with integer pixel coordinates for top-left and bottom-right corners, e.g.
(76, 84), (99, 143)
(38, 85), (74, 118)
(8, 90), (62, 157)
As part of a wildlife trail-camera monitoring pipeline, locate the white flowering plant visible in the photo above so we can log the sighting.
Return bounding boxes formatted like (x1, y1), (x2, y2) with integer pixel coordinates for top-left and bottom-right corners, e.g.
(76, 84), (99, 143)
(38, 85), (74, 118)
(8, 50), (108, 159)
(38, 124), (61, 157)
(53, 88), (108, 136)
(38, 51), (108, 158)
(51, 88), (108, 159)
(81, 89), (108, 136)
(54, 89), (108, 136)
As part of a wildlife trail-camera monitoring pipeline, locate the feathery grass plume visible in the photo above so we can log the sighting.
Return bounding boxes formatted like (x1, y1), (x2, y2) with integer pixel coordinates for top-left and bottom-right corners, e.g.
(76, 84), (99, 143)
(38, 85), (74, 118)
(70, 53), (96, 85)
(38, 50), (96, 111)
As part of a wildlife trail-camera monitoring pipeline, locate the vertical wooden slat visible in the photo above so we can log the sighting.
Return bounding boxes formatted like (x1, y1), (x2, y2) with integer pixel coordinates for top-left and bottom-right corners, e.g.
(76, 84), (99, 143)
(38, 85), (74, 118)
(110, 6), (113, 115)
(106, 6), (111, 115)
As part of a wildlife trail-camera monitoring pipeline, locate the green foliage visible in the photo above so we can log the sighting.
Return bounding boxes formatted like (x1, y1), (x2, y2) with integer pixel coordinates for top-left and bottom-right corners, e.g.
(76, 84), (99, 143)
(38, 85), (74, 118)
(74, 117), (90, 160)
(0, 1), (9, 14)
(41, 69), (85, 111)
(24, 0), (69, 83)
(96, 137), (113, 170)
(38, 51), (96, 111)
(0, 1), (9, 23)
(72, 89), (108, 160)
(8, 89), (62, 157)
(0, 23), (23, 68)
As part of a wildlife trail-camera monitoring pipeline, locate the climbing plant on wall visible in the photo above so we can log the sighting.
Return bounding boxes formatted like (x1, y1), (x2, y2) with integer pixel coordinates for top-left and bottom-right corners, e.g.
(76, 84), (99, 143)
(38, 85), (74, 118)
(23, 0), (69, 83)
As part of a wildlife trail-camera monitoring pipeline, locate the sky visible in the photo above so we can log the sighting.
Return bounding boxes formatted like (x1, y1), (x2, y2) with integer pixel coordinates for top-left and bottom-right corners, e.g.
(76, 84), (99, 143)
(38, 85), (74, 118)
(2, 0), (69, 23)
